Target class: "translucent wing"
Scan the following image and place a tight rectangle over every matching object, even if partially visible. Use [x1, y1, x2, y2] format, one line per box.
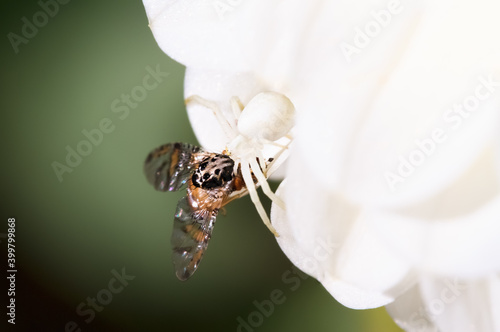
[144, 142, 203, 192]
[171, 196, 217, 281]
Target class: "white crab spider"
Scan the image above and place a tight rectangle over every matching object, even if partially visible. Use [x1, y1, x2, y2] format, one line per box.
[185, 92, 295, 237]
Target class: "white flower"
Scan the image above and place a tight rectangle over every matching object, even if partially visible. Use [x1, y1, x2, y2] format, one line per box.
[143, 0, 500, 331]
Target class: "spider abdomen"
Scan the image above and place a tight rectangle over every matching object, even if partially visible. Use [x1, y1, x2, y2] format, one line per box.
[237, 91, 295, 141]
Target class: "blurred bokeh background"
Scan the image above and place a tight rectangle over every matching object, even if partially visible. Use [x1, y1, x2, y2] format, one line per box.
[1, 1, 402, 331]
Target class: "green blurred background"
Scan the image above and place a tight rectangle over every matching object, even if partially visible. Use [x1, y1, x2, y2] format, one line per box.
[0, 1, 401, 331]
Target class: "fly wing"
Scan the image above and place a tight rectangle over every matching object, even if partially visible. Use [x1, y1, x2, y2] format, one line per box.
[171, 196, 217, 281]
[144, 142, 203, 192]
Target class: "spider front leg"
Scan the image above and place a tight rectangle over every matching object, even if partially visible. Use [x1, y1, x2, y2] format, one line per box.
[230, 96, 244, 120]
[185, 95, 237, 138]
[263, 136, 293, 177]
[249, 158, 285, 209]
[240, 161, 279, 237]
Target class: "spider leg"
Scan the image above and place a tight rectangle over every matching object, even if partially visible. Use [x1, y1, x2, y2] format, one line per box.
[185, 95, 237, 138]
[258, 133, 293, 175]
[233, 159, 241, 177]
[249, 158, 285, 209]
[261, 138, 289, 150]
[265, 149, 289, 178]
[253, 148, 267, 173]
[264, 137, 292, 177]
[241, 161, 279, 237]
[230, 96, 244, 120]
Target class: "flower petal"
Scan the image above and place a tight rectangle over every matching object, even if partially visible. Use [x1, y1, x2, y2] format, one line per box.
[385, 284, 438, 332]
[143, 0, 316, 77]
[296, 64, 500, 211]
[293, 0, 500, 209]
[272, 152, 414, 309]
[496, 132, 500, 175]
[143, 0, 252, 70]
[418, 275, 500, 332]
[366, 150, 500, 278]
[329, 210, 415, 303]
[271, 181, 396, 309]
[490, 275, 500, 332]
